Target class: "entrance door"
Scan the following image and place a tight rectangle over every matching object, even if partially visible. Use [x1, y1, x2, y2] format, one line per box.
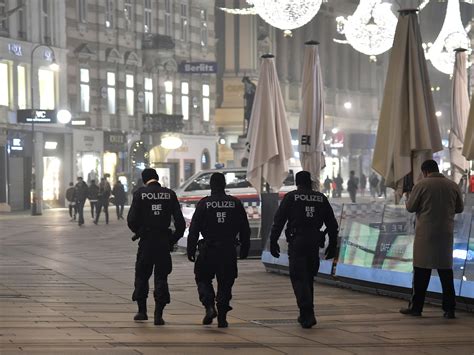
[8, 157, 28, 210]
[153, 162, 179, 189]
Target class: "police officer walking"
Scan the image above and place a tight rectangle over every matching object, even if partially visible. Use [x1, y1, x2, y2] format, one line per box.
[75, 177, 88, 226]
[187, 173, 250, 328]
[269, 171, 338, 329]
[127, 168, 185, 325]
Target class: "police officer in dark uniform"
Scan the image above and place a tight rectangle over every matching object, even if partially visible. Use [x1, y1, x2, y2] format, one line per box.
[127, 168, 186, 325]
[187, 173, 251, 328]
[269, 171, 338, 329]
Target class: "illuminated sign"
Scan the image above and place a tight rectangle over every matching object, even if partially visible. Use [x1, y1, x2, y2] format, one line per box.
[17, 109, 57, 124]
[178, 61, 217, 74]
[11, 138, 23, 151]
[8, 43, 23, 56]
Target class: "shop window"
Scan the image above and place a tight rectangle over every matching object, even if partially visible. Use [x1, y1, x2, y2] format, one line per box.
[181, 81, 189, 120]
[202, 84, 210, 122]
[164, 0, 172, 36]
[38, 68, 55, 109]
[0, 62, 9, 107]
[200, 9, 208, 47]
[103, 152, 117, 186]
[144, 0, 151, 33]
[180, 3, 188, 42]
[144, 77, 153, 114]
[126, 74, 134, 116]
[78, 0, 87, 23]
[164, 80, 173, 115]
[124, 0, 133, 30]
[17, 65, 26, 109]
[80, 68, 90, 112]
[105, 0, 113, 28]
[107, 71, 116, 114]
[201, 149, 210, 170]
[43, 157, 61, 201]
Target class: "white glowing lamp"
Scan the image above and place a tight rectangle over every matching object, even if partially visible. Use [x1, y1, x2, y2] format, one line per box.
[161, 134, 183, 150]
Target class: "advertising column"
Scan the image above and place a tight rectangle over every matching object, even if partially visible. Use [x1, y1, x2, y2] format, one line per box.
[73, 129, 104, 184]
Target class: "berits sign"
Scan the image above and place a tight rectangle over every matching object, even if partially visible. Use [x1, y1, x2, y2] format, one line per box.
[17, 110, 57, 124]
[178, 61, 217, 74]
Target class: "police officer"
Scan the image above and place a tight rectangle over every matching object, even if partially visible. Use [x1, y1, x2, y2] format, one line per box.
[269, 171, 338, 329]
[127, 168, 185, 325]
[187, 173, 250, 328]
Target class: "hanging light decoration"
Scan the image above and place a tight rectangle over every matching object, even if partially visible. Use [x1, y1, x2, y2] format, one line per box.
[246, 0, 323, 36]
[335, 0, 397, 59]
[425, 0, 471, 75]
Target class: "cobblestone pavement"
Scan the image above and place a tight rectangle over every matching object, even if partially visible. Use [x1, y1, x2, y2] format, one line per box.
[1, 209, 473, 354]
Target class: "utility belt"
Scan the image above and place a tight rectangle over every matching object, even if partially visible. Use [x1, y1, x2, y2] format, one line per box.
[198, 238, 239, 251]
[132, 227, 172, 242]
[285, 227, 327, 247]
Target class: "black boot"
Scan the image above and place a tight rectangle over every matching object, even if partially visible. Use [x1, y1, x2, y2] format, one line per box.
[298, 308, 316, 329]
[202, 304, 217, 325]
[217, 306, 232, 328]
[134, 300, 148, 321]
[154, 304, 165, 325]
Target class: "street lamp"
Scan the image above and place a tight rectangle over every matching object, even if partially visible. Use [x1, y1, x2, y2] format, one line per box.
[30, 44, 59, 216]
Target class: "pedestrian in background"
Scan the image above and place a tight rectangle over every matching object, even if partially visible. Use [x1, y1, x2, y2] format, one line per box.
[269, 171, 339, 329]
[65, 182, 76, 221]
[113, 180, 126, 220]
[379, 177, 387, 199]
[127, 168, 185, 325]
[74, 177, 88, 226]
[94, 177, 111, 225]
[401, 160, 464, 319]
[187, 173, 251, 328]
[88, 179, 99, 219]
[334, 174, 343, 198]
[347, 170, 358, 203]
[360, 173, 367, 196]
[323, 176, 332, 197]
[369, 173, 380, 199]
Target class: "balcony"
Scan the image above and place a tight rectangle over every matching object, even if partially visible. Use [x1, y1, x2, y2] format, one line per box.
[142, 34, 175, 50]
[142, 113, 184, 133]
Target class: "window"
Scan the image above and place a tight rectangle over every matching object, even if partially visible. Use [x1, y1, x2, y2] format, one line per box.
[41, 0, 51, 44]
[181, 82, 189, 120]
[124, 0, 132, 30]
[144, 0, 151, 33]
[0, 0, 8, 33]
[144, 77, 153, 114]
[201, 150, 210, 170]
[202, 84, 210, 122]
[0, 62, 9, 107]
[184, 160, 195, 180]
[200, 10, 208, 47]
[105, 0, 113, 28]
[164, 80, 173, 115]
[17, 65, 26, 109]
[180, 3, 188, 41]
[38, 68, 55, 109]
[18, 0, 26, 38]
[107, 72, 116, 114]
[164, 0, 172, 36]
[126, 74, 134, 116]
[78, 0, 87, 23]
[80, 68, 90, 112]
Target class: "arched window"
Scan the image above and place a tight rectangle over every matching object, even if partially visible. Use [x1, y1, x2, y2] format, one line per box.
[201, 149, 210, 170]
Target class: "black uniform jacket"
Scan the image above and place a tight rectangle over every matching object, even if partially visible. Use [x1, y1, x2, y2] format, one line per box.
[127, 181, 185, 243]
[269, 188, 339, 252]
[187, 192, 251, 257]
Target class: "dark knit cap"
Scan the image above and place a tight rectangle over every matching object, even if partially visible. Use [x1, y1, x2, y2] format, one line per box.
[141, 168, 159, 184]
[210, 172, 226, 191]
[296, 171, 312, 187]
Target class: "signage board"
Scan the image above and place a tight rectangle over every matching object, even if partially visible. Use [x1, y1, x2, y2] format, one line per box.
[178, 61, 217, 74]
[17, 109, 57, 124]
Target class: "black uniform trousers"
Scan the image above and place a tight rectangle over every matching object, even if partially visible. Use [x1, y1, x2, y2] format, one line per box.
[90, 200, 97, 218]
[95, 200, 109, 224]
[288, 242, 320, 313]
[76, 200, 86, 225]
[133, 238, 172, 306]
[194, 244, 237, 312]
[410, 267, 455, 313]
[115, 203, 124, 219]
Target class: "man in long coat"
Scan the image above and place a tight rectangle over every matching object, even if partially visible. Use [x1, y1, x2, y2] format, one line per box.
[401, 160, 464, 318]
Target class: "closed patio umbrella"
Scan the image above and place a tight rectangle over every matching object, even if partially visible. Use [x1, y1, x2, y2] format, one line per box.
[299, 40, 325, 190]
[246, 54, 293, 194]
[372, 9, 443, 200]
[462, 91, 474, 161]
[450, 49, 469, 182]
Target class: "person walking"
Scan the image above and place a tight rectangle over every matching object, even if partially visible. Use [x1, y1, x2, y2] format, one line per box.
[127, 168, 185, 325]
[347, 170, 358, 203]
[88, 180, 99, 220]
[334, 174, 343, 198]
[400, 160, 464, 319]
[94, 177, 111, 225]
[323, 176, 332, 197]
[187, 173, 251, 328]
[360, 173, 367, 196]
[65, 182, 76, 221]
[369, 173, 380, 199]
[269, 171, 339, 328]
[112, 180, 126, 220]
[74, 177, 88, 226]
[379, 177, 387, 199]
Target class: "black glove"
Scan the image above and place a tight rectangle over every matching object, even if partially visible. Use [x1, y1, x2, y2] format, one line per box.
[187, 250, 196, 262]
[168, 233, 181, 252]
[325, 243, 337, 260]
[270, 242, 280, 258]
